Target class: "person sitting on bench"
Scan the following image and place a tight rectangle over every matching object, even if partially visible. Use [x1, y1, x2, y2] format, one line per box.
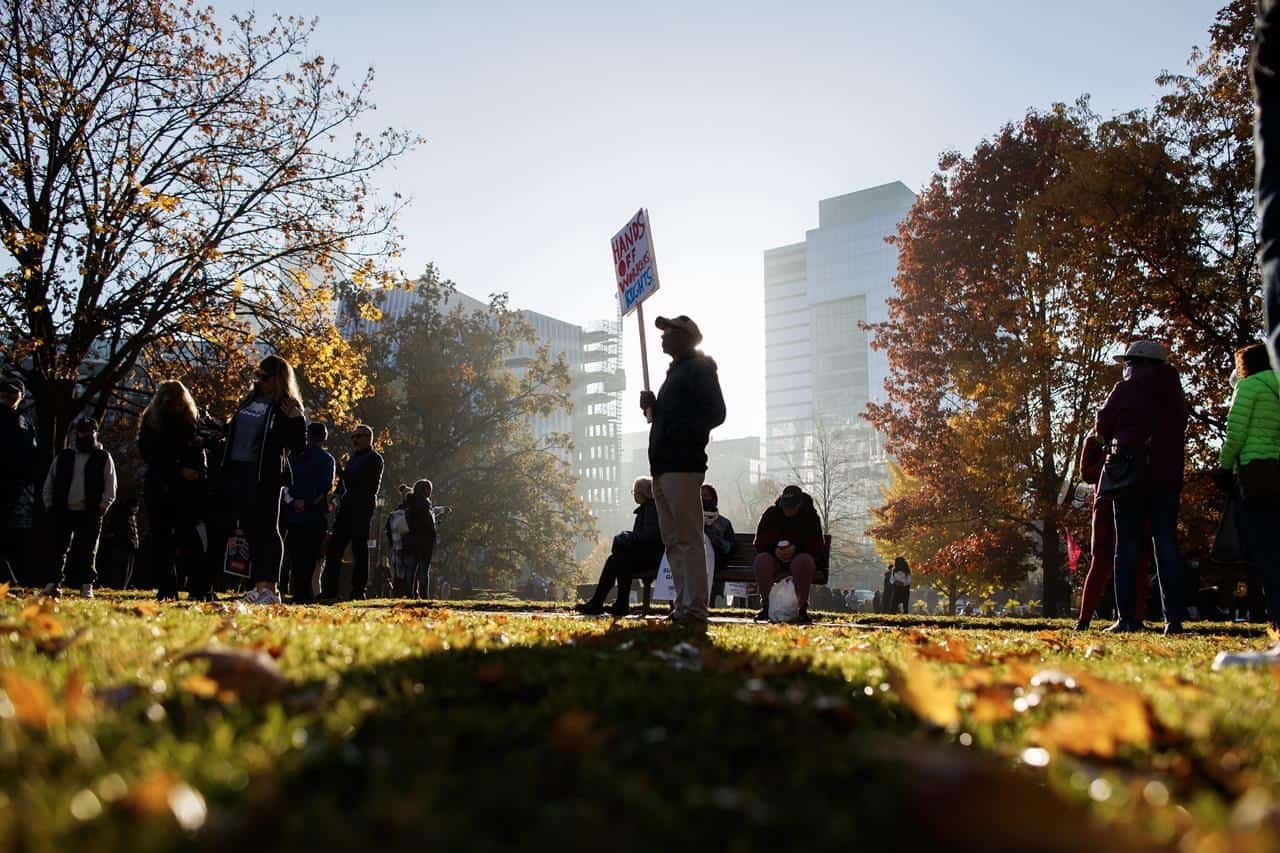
[753, 484, 824, 625]
[576, 477, 663, 616]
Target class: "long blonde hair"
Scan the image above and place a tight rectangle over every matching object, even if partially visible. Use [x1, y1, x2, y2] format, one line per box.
[242, 354, 303, 413]
[139, 380, 198, 435]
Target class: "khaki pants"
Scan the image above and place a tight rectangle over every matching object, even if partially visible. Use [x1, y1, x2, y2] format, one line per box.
[653, 471, 708, 621]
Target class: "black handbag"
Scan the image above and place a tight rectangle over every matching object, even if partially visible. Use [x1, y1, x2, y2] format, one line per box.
[1238, 458, 1280, 501]
[1097, 442, 1148, 497]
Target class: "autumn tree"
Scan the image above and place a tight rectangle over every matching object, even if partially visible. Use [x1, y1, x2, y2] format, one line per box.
[867, 104, 1149, 617]
[0, 0, 414, 458]
[359, 267, 597, 588]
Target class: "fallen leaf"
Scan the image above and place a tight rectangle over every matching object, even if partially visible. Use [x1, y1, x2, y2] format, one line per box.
[969, 684, 1017, 723]
[1031, 671, 1157, 759]
[178, 648, 287, 703]
[128, 602, 161, 618]
[64, 671, 94, 723]
[36, 627, 89, 657]
[548, 710, 604, 753]
[1, 670, 52, 729]
[1036, 631, 1068, 652]
[912, 634, 972, 664]
[887, 654, 960, 728]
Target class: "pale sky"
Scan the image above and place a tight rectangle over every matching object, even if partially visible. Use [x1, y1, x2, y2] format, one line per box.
[221, 0, 1226, 440]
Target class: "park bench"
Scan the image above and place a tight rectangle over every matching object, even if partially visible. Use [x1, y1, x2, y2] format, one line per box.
[636, 532, 832, 616]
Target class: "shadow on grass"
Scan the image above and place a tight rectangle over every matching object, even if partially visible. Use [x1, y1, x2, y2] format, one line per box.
[163, 623, 1148, 853]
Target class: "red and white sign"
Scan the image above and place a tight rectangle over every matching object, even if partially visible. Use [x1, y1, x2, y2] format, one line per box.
[612, 208, 660, 315]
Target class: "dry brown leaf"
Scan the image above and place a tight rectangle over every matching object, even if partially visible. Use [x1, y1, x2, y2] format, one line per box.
[36, 627, 88, 657]
[888, 655, 960, 728]
[1031, 671, 1156, 758]
[958, 667, 997, 689]
[181, 675, 222, 700]
[1, 670, 52, 729]
[912, 634, 972, 664]
[19, 603, 64, 639]
[129, 601, 161, 618]
[64, 671, 94, 723]
[969, 684, 1018, 723]
[548, 710, 604, 753]
[178, 647, 287, 703]
[1036, 631, 1068, 652]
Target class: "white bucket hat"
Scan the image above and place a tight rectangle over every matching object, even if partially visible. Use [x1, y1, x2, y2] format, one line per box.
[1113, 340, 1169, 363]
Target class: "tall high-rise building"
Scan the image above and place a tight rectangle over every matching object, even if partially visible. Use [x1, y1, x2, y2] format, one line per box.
[763, 181, 915, 477]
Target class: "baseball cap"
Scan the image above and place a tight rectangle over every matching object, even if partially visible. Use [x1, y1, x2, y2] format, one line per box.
[779, 485, 804, 508]
[655, 315, 703, 345]
[1114, 340, 1169, 363]
[306, 421, 328, 440]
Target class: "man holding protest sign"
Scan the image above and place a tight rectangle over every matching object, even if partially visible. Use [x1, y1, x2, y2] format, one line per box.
[640, 315, 726, 630]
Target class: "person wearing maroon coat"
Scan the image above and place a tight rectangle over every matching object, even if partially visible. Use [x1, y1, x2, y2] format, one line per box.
[1095, 340, 1188, 634]
[1074, 433, 1150, 630]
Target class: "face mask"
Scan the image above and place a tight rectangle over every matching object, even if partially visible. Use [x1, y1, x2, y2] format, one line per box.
[75, 436, 94, 451]
[702, 499, 716, 512]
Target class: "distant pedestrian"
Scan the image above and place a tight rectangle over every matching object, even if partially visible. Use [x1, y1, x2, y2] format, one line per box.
[138, 380, 208, 600]
[752, 485, 824, 625]
[320, 424, 384, 601]
[881, 565, 893, 613]
[1095, 340, 1188, 634]
[41, 417, 117, 598]
[889, 557, 911, 614]
[213, 355, 307, 605]
[639, 315, 726, 630]
[281, 422, 337, 603]
[403, 478, 437, 598]
[1215, 343, 1280, 632]
[0, 377, 35, 585]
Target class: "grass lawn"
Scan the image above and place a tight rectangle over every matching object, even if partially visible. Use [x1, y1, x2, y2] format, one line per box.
[0, 589, 1277, 852]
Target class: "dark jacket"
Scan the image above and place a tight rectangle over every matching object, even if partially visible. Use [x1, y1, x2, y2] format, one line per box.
[283, 444, 337, 527]
[617, 499, 662, 551]
[754, 492, 824, 564]
[405, 493, 437, 561]
[338, 448, 384, 516]
[49, 447, 111, 514]
[220, 399, 307, 488]
[704, 513, 736, 571]
[648, 351, 727, 476]
[0, 407, 35, 507]
[139, 417, 207, 511]
[1096, 362, 1187, 493]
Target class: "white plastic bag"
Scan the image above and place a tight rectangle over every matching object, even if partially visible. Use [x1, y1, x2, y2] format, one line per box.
[768, 577, 800, 623]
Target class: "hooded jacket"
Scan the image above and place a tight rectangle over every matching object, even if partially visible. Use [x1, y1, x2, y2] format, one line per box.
[753, 490, 824, 563]
[1219, 369, 1280, 470]
[647, 351, 727, 476]
[1096, 362, 1187, 493]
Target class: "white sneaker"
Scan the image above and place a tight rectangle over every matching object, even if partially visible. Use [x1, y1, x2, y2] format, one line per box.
[241, 587, 281, 605]
[79, 585, 93, 599]
[1212, 643, 1280, 669]
[40, 583, 60, 598]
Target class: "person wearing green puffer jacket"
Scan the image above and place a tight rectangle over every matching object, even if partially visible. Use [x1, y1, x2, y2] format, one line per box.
[1216, 342, 1280, 631]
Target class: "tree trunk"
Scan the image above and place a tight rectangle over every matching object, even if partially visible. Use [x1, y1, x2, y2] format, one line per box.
[1041, 517, 1064, 617]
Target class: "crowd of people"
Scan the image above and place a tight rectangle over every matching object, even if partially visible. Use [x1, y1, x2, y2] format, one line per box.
[0, 355, 447, 606]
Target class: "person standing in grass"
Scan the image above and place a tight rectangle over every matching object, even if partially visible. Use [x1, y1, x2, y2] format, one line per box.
[216, 355, 307, 606]
[320, 424, 384, 601]
[1214, 343, 1280, 632]
[281, 421, 337, 603]
[0, 377, 35, 585]
[403, 478, 438, 599]
[1075, 432, 1150, 630]
[1095, 340, 1188, 635]
[138, 381, 208, 600]
[889, 557, 912, 614]
[639, 315, 726, 631]
[41, 417, 116, 598]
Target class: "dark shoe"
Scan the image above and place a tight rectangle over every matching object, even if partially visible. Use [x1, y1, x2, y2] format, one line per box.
[315, 595, 340, 605]
[793, 607, 812, 625]
[1163, 622, 1185, 636]
[606, 603, 630, 618]
[574, 601, 606, 616]
[1073, 618, 1091, 631]
[753, 607, 769, 623]
[156, 590, 178, 602]
[1103, 619, 1143, 634]
[347, 590, 366, 601]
